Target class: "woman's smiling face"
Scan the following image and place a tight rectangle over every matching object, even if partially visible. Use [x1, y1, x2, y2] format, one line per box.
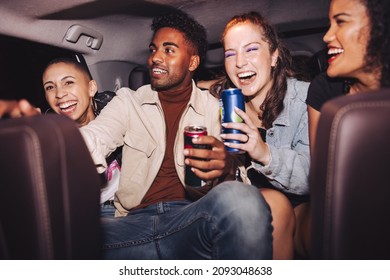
[43, 62, 97, 125]
[323, 0, 371, 80]
[223, 22, 278, 99]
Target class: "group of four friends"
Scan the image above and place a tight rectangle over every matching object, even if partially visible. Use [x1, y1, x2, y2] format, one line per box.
[0, 0, 389, 259]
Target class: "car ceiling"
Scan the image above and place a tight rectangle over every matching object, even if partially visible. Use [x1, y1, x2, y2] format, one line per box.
[0, 0, 329, 67]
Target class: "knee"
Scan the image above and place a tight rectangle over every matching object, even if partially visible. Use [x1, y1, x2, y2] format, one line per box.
[211, 181, 271, 222]
[261, 189, 295, 234]
[294, 202, 311, 257]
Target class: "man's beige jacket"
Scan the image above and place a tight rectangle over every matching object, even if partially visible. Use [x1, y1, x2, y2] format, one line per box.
[81, 81, 220, 216]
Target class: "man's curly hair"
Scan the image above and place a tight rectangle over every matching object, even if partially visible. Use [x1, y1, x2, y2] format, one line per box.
[151, 10, 208, 61]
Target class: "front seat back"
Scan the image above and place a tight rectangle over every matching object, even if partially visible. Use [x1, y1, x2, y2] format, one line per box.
[0, 114, 101, 259]
[310, 88, 390, 259]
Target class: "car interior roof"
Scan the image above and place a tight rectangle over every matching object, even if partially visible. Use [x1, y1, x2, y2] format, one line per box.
[0, 0, 329, 67]
[0, 0, 331, 113]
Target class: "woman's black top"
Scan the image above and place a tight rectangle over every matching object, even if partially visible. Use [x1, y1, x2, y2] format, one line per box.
[306, 72, 349, 111]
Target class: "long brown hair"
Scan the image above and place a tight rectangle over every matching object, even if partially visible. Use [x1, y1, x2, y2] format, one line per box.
[211, 11, 296, 129]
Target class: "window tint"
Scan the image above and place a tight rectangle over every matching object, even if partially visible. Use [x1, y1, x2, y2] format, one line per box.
[0, 35, 84, 112]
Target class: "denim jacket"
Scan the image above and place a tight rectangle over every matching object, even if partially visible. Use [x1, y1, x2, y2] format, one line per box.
[238, 78, 310, 195]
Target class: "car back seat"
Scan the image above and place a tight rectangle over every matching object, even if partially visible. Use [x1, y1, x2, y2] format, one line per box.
[128, 66, 150, 90]
[0, 114, 101, 259]
[310, 88, 390, 259]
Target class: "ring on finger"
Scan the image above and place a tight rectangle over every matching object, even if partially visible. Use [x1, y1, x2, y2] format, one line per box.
[242, 134, 249, 144]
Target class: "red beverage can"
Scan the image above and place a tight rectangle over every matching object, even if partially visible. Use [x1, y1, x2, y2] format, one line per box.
[184, 125, 209, 188]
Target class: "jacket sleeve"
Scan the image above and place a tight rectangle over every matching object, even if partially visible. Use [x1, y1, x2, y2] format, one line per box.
[80, 88, 133, 173]
[251, 120, 310, 195]
[252, 96, 310, 195]
[250, 80, 310, 195]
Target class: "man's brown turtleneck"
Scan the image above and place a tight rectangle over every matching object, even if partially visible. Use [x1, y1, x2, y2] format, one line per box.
[135, 84, 192, 209]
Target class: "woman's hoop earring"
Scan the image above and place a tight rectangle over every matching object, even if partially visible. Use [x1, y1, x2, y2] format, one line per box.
[92, 96, 99, 116]
[44, 108, 54, 114]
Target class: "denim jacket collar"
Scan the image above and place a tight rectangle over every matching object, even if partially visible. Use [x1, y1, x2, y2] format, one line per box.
[272, 78, 305, 127]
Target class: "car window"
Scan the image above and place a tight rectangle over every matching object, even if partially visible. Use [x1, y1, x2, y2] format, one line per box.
[0, 35, 85, 112]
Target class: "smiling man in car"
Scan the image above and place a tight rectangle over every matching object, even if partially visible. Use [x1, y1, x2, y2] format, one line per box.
[80, 10, 273, 259]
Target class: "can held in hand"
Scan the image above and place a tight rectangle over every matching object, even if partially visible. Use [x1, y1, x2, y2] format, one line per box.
[184, 125, 210, 188]
[220, 88, 245, 153]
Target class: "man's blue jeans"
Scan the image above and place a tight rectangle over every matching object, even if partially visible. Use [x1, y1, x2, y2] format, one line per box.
[101, 181, 273, 259]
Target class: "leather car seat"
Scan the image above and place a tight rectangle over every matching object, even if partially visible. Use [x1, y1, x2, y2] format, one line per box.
[310, 88, 390, 259]
[0, 114, 101, 259]
[128, 65, 150, 90]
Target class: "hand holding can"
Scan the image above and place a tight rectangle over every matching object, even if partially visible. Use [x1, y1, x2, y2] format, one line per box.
[184, 125, 211, 188]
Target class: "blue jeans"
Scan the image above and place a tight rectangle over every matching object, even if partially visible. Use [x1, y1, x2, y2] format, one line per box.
[101, 181, 273, 259]
[100, 203, 116, 217]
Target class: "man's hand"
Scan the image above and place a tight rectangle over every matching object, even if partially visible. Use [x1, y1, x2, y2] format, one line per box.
[183, 135, 232, 182]
[0, 99, 41, 118]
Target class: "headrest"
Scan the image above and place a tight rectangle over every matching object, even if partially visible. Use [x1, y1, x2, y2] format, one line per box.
[128, 66, 150, 90]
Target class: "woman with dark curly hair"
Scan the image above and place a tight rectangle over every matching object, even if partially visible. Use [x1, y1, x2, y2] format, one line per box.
[210, 11, 311, 259]
[304, 0, 390, 258]
[307, 0, 390, 153]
